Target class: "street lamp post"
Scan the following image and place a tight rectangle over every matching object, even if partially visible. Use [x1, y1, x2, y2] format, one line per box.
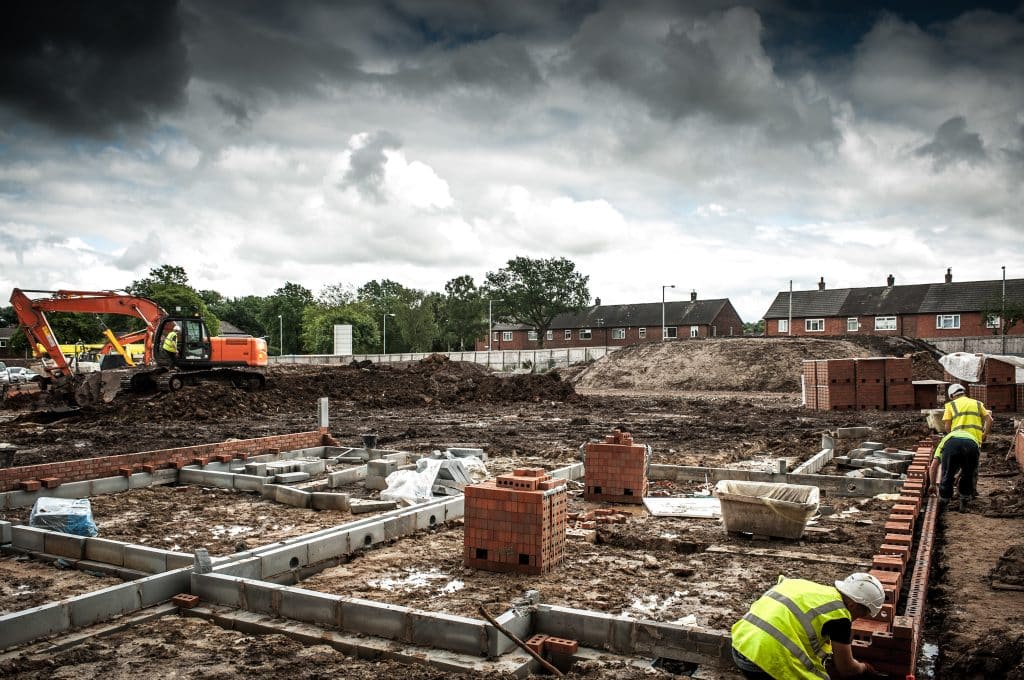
[1002, 266, 1007, 355]
[661, 284, 675, 341]
[598, 318, 606, 351]
[383, 313, 395, 355]
[278, 315, 283, 356]
[488, 299, 505, 352]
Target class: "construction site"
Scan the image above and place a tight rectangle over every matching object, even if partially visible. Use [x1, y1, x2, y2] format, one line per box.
[1, 337, 1023, 679]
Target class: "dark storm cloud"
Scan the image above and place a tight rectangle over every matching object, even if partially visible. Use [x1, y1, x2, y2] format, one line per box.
[213, 93, 251, 128]
[342, 130, 403, 201]
[915, 116, 987, 170]
[0, 0, 189, 136]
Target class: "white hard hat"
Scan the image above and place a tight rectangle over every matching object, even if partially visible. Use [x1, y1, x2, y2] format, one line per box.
[947, 383, 965, 398]
[835, 573, 885, 617]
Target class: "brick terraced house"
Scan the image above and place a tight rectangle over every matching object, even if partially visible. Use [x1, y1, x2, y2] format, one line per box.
[763, 269, 1024, 339]
[476, 291, 743, 351]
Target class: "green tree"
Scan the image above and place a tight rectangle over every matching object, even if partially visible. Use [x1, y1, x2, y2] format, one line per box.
[357, 279, 428, 353]
[125, 266, 219, 336]
[981, 295, 1024, 336]
[300, 300, 378, 354]
[208, 295, 269, 338]
[263, 282, 313, 355]
[126, 265, 190, 296]
[440, 275, 485, 351]
[743, 320, 765, 336]
[482, 256, 590, 348]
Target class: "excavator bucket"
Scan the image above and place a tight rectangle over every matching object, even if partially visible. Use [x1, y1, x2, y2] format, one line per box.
[74, 372, 122, 407]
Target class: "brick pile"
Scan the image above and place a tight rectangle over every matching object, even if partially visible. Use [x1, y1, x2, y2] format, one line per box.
[525, 633, 579, 657]
[803, 358, 913, 411]
[583, 430, 649, 503]
[849, 435, 941, 677]
[944, 357, 1020, 413]
[463, 467, 568, 575]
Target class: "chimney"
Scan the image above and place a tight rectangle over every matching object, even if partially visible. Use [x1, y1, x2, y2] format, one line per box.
[887, 274, 894, 287]
[818, 277, 825, 291]
[945, 268, 952, 284]
[690, 290, 697, 302]
[594, 296, 601, 306]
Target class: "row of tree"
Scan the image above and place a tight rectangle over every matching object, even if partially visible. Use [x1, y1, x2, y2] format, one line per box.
[0, 258, 592, 356]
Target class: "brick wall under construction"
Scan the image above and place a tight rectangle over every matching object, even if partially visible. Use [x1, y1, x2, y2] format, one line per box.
[583, 430, 649, 503]
[463, 467, 567, 575]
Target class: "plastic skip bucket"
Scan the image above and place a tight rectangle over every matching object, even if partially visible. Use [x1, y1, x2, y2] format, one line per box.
[713, 480, 819, 539]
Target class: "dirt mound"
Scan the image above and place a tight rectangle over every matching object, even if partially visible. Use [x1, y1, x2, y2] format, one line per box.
[571, 337, 944, 392]
[62, 355, 578, 424]
[991, 544, 1024, 587]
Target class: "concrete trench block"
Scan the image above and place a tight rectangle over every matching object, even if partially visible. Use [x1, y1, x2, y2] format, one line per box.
[311, 492, 350, 511]
[177, 467, 206, 486]
[239, 579, 282, 615]
[244, 462, 268, 476]
[128, 472, 155, 489]
[274, 485, 312, 508]
[259, 543, 310, 578]
[44, 531, 87, 560]
[489, 609, 531, 657]
[125, 545, 169, 573]
[233, 474, 269, 492]
[0, 520, 11, 544]
[89, 476, 130, 495]
[6, 490, 48, 509]
[11, 525, 48, 552]
[152, 468, 180, 485]
[328, 467, 367, 487]
[200, 470, 237, 489]
[278, 586, 341, 628]
[296, 460, 327, 476]
[192, 573, 244, 608]
[69, 582, 143, 629]
[85, 537, 127, 566]
[307, 531, 351, 564]
[139, 569, 191, 606]
[409, 610, 488, 656]
[0, 601, 71, 651]
[275, 471, 312, 485]
[213, 555, 263, 579]
[340, 598, 412, 640]
[346, 525, 380, 551]
[166, 552, 194, 570]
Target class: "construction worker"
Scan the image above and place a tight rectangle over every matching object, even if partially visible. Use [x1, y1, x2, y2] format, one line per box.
[160, 324, 179, 365]
[731, 573, 885, 679]
[928, 383, 993, 510]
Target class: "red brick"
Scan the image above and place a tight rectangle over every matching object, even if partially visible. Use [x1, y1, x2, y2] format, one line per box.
[39, 477, 61, 489]
[544, 636, 580, 655]
[171, 593, 200, 609]
[18, 480, 41, 491]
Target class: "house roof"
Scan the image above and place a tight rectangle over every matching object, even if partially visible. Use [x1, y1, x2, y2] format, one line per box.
[494, 299, 734, 330]
[0, 326, 15, 340]
[217, 320, 250, 336]
[763, 278, 1024, 319]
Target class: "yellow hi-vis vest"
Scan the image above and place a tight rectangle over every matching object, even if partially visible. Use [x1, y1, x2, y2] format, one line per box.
[731, 577, 851, 680]
[943, 395, 987, 444]
[162, 331, 178, 354]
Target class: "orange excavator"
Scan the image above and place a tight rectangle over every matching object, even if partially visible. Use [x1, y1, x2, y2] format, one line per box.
[9, 288, 268, 407]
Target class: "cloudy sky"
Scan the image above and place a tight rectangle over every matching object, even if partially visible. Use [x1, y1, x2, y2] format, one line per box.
[1, 0, 1022, 322]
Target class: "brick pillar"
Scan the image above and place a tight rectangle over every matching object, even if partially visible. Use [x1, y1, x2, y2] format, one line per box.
[463, 468, 567, 575]
[583, 430, 649, 504]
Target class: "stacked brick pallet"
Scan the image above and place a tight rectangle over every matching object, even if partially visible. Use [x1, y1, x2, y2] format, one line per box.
[943, 357, 1021, 412]
[849, 435, 940, 677]
[463, 467, 568, 575]
[803, 358, 913, 411]
[583, 430, 649, 503]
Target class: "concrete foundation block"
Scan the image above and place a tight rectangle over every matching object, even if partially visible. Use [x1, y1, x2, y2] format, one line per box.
[296, 459, 326, 476]
[53, 480, 93, 498]
[177, 467, 206, 485]
[279, 586, 340, 627]
[192, 573, 243, 607]
[349, 499, 397, 515]
[128, 472, 154, 489]
[233, 474, 269, 492]
[6, 490, 44, 509]
[0, 601, 71, 651]
[274, 485, 312, 508]
[260, 483, 281, 499]
[367, 460, 398, 477]
[89, 476, 129, 495]
[275, 471, 312, 484]
[259, 543, 309, 578]
[239, 579, 281, 615]
[328, 467, 367, 487]
[0, 520, 11, 544]
[69, 582, 142, 629]
[166, 552, 194, 570]
[11, 525, 48, 552]
[307, 531, 352, 564]
[85, 537, 127, 566]
[410, 610, 487, 655]
[244, 462, 268, 476]
[125, 545, 169, 573]
[139, 569, 191, 606]
[200, 470, 236, 489]
[340, 598, 411, 640]
[311, 492, 350, 511]
[152, 468, 179, 485]
[213, 555, 263, 579]
[364, 476, 388, 491]
[490, 609, 531, 656]
[44, 531, 87, 559]
[346, 525, 380, 551]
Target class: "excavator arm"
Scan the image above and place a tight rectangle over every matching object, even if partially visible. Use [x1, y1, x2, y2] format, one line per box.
[10, 289, 168, 375]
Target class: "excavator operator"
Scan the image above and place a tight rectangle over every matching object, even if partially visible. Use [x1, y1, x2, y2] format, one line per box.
[159, 323, 180, 366]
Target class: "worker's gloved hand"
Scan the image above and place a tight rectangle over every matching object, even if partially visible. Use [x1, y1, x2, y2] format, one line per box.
[860, 661, 889, 678]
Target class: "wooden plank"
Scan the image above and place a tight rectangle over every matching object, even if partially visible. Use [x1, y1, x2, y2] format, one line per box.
[706, 544, 870, 568]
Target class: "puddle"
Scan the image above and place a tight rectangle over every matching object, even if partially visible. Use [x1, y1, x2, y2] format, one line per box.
[367, 568, 464, 595]
[916, 641, 939, 678]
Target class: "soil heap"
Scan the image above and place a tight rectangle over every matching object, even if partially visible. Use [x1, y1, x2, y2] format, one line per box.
[571, 336, 944, 392]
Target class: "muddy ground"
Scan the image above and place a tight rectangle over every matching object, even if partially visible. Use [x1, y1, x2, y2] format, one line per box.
[1, 341, 1022, 678]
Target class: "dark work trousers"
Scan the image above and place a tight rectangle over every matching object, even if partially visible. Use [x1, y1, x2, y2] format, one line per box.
[732, 648, 773, 679]
[938, 436, 980, 501]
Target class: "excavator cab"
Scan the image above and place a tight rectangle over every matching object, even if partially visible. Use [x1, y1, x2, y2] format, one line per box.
[153, 316, 212, 368]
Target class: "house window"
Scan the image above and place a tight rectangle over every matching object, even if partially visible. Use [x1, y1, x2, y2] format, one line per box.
[847, 317, 860, 332]
[936, 314, 960, 330]
[638, 327, 646, 338]
[612, 328, 626, 340]
[564, 329, 572, 340]
[690, 326, 699, 338]
[579, 328, 592, 340]
[805, 319, 825, 332]
[778, 319, 789, 334]
[527, 330, 538, 341]
[874, 316, 896, 331]
[502, 331, 513, 341]
[0, 339, 6, 348]
[546, 330, 553, 340]
[492, 331, 499, 342]
[986, 315, 1001, 329]
[665, 327, 678, 339]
